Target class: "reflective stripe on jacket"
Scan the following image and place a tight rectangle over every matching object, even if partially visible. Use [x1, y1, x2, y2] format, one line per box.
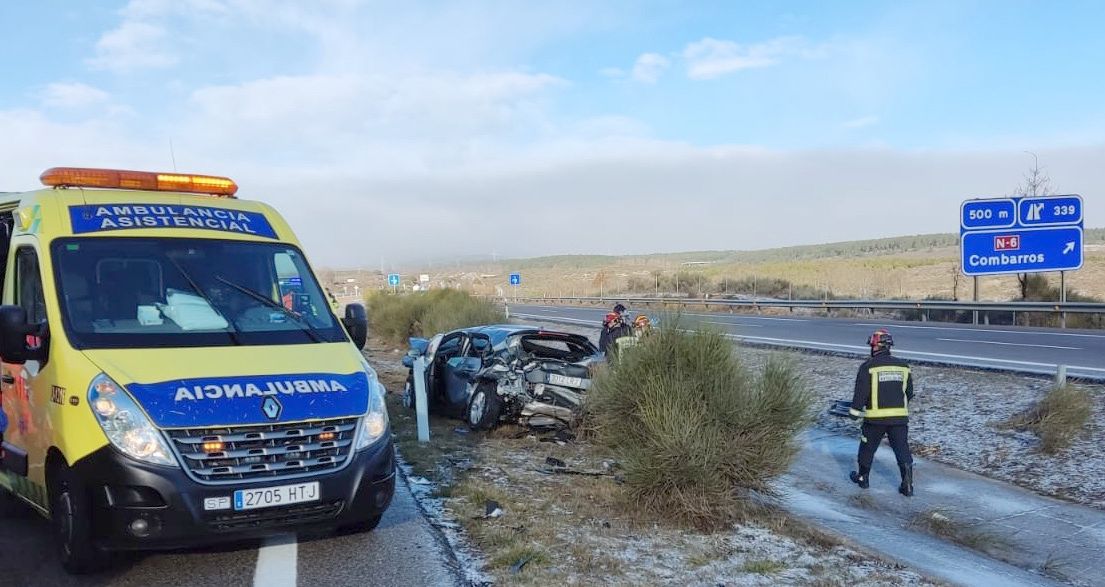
[850, 353, 914, 424]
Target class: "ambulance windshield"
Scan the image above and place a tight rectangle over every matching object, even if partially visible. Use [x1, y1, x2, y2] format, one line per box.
[50, 238, 348, 349]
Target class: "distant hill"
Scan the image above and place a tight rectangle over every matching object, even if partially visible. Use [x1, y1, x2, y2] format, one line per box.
[505, 228, 1104, 269]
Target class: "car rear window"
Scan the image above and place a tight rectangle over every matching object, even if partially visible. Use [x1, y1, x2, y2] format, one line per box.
[518, 335, 595, 362]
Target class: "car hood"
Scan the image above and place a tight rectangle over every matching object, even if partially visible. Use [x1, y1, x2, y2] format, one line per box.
[82, 343, 371, 428]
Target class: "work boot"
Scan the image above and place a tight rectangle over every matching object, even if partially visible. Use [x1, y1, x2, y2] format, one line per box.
[849, 466, 870, 489]
[898, 463, 914, 496]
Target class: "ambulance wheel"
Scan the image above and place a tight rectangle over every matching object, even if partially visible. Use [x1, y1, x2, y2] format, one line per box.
[50, 464, 104, 574]
[466, 384, 501, 431]
[401, 376, 416, 411]
[337, 513, 383, 536]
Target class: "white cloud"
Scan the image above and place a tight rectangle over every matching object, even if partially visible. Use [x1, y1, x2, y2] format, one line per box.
[631, 53, 670, 83]
[682, 36, 818, 80]
[87, 20, 177, 72]
[40, 82, 110, 108]
[842, 115, 880, 129]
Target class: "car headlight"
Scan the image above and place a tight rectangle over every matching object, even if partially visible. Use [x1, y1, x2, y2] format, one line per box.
[356, 361, 390, 450]
[88, 373, 177, 467]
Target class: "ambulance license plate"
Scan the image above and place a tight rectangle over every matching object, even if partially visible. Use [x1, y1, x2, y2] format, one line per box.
[233, 482, 319, 511]
[548, 374, 583, 388]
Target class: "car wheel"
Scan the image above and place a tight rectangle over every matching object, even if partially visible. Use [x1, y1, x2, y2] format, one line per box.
[336, 513, 384, 536]
[401, 376, 416, 411]
[50, 463, 105, 575]
[466, 383, 501, 430]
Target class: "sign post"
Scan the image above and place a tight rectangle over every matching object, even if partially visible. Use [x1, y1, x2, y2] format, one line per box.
[387, 273, 401, 292]
[960, 194, 1083, 327]
[509, 272, 521, 300]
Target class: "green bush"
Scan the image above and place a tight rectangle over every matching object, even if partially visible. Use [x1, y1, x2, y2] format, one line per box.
[1002, 385, 1093, 453]
[585, 321, 812, 529]
[366, 289, 505, 344]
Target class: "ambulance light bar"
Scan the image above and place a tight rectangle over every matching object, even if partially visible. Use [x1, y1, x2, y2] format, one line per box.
[40, 167, 238, 197]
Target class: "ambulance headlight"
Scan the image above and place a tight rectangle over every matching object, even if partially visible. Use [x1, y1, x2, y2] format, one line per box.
[88, 374, 178, 467]
[357, 361, 390, 450]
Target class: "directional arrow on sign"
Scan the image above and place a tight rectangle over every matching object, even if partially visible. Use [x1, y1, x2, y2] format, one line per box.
[1063, 242, 1076, 254]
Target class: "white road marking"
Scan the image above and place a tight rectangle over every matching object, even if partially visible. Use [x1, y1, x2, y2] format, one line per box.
[703, 320, 762, 328]
[254, 533, 297, 587]
[730, 334, 1105, 373]
[511, 313, 595, 325]
[687, 313, 808, 322]
[852, 322, 1105, 340]
[935, 338, 1080, 350]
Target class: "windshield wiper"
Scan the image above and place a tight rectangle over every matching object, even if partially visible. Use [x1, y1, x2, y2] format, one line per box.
[214, 276, 325, 343]
[165, 256, 242, 345]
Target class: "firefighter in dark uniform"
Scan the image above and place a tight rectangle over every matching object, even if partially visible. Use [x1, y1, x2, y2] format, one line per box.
[848, 329, 915, 496]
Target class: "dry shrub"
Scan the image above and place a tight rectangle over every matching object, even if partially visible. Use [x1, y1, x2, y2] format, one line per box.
[1003, 385, 1092, 453]
[585, 320, 812, 529]
[366, 289, 504, 344]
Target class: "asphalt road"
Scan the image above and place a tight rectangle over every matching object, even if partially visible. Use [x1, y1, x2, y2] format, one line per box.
[508, 303, 1105, 380]
[0, 474, 458, 587]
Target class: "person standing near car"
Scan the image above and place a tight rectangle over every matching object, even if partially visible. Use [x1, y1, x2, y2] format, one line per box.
[599, 305, 632, 356]
[849, 329, 915, 496]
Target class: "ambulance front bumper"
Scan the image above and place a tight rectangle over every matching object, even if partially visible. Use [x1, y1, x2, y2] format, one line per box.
[71, 435, 396, 551]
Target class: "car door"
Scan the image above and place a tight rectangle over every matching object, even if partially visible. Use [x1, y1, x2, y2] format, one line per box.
[427, 332, 465, 407]
[1, 244, 50, 498]
[442, 334, 490, 412]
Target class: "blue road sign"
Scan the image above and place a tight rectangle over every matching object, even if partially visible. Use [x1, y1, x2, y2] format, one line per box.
[1018, 195, 1083, 227]
[960, 194, 1084, 277]
[509, 273, 521, 286]
[961, 198, 1016, 231]
[962, 226, 1083, 276]
[387, 273, 400, 287]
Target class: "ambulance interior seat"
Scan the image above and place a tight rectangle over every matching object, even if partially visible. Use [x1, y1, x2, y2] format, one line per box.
[61, 272, 94, 330]
[96, 263, 162, 322]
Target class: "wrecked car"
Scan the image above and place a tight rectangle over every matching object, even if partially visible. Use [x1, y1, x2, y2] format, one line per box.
[401, 325, 600, 430]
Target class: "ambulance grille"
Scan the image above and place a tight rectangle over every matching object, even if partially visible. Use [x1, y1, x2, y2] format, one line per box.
[166, 417, 359, 485]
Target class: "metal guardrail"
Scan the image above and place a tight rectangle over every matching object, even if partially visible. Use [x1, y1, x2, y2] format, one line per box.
[505, 301, 1105, 382]
[500, 295, 1105, 315]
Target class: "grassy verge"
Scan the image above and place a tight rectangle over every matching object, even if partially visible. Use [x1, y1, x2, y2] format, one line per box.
[366, 289, 504, 345]
[368, 331, 927, 585]
[1001, 385, 1092, 453]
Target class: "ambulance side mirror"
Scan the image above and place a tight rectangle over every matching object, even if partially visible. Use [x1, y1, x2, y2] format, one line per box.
[342, 303, 368, 350]
[0, 305, 32, 364]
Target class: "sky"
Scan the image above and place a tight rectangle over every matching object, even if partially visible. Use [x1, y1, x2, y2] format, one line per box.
[1, 0, 1104, 268]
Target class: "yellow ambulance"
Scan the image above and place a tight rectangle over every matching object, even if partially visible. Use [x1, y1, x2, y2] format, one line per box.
[0, 167, 393, 573]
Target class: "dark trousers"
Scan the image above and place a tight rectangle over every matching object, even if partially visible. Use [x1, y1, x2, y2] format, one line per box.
[858, 421, 912, 468]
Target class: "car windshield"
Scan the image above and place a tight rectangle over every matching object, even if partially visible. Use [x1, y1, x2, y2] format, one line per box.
[51, 237, 347, 349]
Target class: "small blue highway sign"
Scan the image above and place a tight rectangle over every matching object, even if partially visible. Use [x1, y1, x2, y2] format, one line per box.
[509, 273, 521, 286]
[387, 273, 401, 287]
[961, 198, 1016, 231]
[1018, 195, 1083, 227]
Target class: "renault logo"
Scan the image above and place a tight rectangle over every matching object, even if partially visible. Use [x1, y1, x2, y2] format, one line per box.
[261, 396, 283, 420]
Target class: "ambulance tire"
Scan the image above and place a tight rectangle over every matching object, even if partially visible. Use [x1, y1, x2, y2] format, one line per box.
[336, 513, 383, 536]
[466, 383, 501, 431]
[49, 464, 105, 575]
